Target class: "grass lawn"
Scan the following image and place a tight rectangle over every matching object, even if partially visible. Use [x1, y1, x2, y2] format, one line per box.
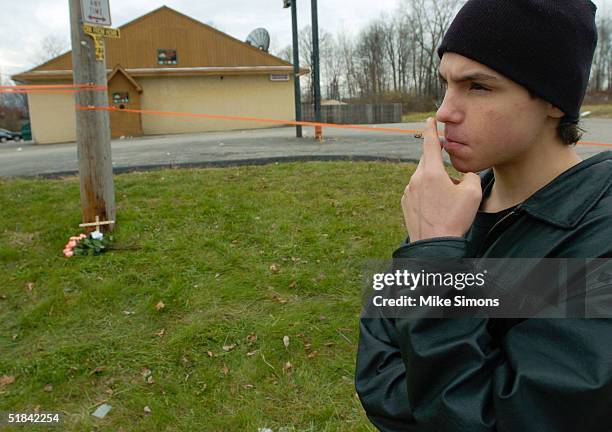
[0, 161, 433, 431]
[401, 111, 437, 122]
[582, 103, 612, 118]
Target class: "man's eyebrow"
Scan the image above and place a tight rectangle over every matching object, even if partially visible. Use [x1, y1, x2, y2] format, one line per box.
[437, 71, 499, 83]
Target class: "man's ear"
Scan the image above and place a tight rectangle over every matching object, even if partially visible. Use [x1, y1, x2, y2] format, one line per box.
[547, 104, 565, 119]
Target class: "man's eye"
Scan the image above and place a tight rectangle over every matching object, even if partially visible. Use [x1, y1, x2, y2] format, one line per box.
[470, 83, 489, 91]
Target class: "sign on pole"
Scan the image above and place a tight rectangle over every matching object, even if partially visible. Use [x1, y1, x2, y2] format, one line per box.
[82, 23, 120, 60]
[81, 0, 112, 26]
[83, 24, 120, 38]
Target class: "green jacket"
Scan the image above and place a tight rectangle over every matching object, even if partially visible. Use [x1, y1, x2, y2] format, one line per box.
[356, 151, 612, 431]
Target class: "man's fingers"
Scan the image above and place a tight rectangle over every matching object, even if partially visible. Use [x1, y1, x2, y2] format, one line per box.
[421, 117, 444, 168]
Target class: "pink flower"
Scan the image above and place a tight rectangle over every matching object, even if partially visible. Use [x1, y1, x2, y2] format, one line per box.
[67, 240, 77, 249]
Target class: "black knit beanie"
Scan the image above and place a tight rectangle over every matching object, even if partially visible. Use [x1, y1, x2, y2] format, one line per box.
[437, 0, 598, 122]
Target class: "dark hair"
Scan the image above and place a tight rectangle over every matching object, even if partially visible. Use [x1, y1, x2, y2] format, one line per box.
[557, 117, 584, 146]
[528, 91, 583, 145]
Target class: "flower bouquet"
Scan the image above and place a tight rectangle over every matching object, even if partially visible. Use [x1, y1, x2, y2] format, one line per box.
[63, 231, 114, 257]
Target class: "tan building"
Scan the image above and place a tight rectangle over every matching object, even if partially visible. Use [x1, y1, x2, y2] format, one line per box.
[12, 6, 304, 144]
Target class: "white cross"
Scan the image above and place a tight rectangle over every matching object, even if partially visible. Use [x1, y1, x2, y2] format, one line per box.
[78, 215, 115, 232]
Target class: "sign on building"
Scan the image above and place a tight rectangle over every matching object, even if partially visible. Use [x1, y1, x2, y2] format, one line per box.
[81, 0, 112, 26]
[270, 74, 290, 82]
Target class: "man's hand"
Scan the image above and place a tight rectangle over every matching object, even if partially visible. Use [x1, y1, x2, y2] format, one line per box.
[402, 118, 482, 242]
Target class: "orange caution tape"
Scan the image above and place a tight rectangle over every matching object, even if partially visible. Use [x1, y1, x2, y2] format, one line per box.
[76, 104, 423, 135]
[75, 104, 612, 148]
[0, 84, 107, 94]
[0, 84, 107, 90]
[1, 89, 80, 94]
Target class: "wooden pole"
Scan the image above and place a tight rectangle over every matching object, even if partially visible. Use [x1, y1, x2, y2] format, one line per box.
[68, 0, 116, 233]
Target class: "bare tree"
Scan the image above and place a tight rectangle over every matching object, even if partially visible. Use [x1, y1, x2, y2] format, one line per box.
[298, 25, 333, 102]
[33, 35, 70, 66]
[589, 9, 612, 95]
[276, 44, 293, 63]
[0, 70, 28, 131]
[354, 20, 388, 98]
[403, 0, 462, 100]
[337, 32, 359, 99]
[286, 0, 467, 107]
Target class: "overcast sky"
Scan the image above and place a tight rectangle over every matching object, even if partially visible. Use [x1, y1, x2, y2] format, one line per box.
[1, 0, 610, 78]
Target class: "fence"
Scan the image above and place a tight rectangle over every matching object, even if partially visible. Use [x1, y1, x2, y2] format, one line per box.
[301, 103, 402, 125]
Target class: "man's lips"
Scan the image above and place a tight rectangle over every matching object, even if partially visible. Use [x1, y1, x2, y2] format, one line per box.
[442, 136, 468, 153]
[444, 135, 466, 145]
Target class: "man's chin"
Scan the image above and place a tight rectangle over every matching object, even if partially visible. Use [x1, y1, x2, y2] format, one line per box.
[449, 155, 489, 174]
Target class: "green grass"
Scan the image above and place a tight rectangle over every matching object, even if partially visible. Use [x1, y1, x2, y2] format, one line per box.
[401, 111, 436, 122]
[582, 103, 612, 119]
[0, 161, 441, 431]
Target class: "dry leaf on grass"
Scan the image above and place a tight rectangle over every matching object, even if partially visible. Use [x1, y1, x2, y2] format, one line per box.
[288, 281, 297, 289]
[283, 336, 290, 349]
[246, 333, 257, 343]
[246, 350, 259, 357]
[25, 282, 34, 292]
[269, 263, 280, 273]
[307, 351, 318, 359]
[155, 301, 165, 311]
[221, 365, 230, 375]
[144, 406, 152, 414]
[154, 329, 165, 337]
[222, 344, 236, 352]
[270, 293, 287, 304]
[243, 384, 254, 389]
[0, 375, 15, 388]
[207, 351, 214, 358]
[283, 362, 293, 372]
[43, 384, 53, 392]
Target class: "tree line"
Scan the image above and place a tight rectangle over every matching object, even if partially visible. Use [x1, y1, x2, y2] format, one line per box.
[277, 0, 612, 111]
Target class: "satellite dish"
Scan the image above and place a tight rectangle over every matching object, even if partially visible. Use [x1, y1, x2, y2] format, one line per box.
[246, 28, 271, 52]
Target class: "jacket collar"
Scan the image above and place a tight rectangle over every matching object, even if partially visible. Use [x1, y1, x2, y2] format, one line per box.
[479, 151, 612, 229]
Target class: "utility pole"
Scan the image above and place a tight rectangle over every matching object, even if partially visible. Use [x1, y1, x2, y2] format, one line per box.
[310, 0, 322, 139]
[283, 0, 303, 138]
[68, 0, 116, 233]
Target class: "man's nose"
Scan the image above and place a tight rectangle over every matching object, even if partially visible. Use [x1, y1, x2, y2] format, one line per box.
[435, 91, 463, 124]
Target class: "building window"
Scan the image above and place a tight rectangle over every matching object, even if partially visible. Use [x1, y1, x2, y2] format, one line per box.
[157, 49, 178, 65]
[112, 92, 129, 104]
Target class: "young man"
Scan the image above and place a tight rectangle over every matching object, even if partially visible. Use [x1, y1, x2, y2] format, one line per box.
[356, 0, 612, 431]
